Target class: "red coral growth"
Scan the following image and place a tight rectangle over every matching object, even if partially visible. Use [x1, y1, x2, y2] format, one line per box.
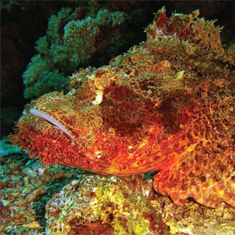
[11, 9, 235, 208]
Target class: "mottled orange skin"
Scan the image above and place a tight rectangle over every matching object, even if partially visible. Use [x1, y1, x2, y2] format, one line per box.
[11, 9, 235, 208]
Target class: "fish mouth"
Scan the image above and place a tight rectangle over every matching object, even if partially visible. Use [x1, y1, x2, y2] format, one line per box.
[27, 108, 76, 142]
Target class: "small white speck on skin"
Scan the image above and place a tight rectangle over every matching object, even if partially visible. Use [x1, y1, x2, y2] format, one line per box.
[95, 151, 102, 159]
[92, 90, 103, 105]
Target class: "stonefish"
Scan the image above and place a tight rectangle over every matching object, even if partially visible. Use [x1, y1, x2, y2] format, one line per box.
[12, 9, 235, 208]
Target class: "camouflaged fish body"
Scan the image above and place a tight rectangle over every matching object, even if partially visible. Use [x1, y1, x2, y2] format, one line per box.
[12, 8, 235, 208]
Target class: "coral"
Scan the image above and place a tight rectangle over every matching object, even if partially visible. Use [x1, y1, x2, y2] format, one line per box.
[0, 137, 23, 157]
[11, 8, 235, 209]
[45, 175, 169, 235]
[0, 139, 87, 234]
[0, 0, 18, 11]
[23, 6, 126, 98]
[151, 193, 235, 234]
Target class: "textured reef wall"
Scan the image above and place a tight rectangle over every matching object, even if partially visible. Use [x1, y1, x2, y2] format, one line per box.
[2, 5, 235, 235]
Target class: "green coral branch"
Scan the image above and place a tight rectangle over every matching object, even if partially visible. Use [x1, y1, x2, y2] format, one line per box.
[23, 7, 126, 99]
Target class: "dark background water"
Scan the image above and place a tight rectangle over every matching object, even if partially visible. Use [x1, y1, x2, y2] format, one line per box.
[1, 0, 235, 138]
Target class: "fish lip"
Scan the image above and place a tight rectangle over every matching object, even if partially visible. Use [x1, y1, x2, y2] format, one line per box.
[27, 108, 76, 142]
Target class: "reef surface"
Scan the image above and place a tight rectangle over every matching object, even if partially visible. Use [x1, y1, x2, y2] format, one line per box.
[0, 140, 234, 234]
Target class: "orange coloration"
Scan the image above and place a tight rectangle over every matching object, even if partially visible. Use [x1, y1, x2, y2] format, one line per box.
[147, 60, 173, 74]
[11, 9, 235, 208]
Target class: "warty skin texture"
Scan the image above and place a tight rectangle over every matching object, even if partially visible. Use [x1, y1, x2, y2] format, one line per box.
[11, 8, 235, 208]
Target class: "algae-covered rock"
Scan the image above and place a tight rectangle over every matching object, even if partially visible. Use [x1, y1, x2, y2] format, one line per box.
[0, 139, 87, 234]
[45, 175, 170, 235]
